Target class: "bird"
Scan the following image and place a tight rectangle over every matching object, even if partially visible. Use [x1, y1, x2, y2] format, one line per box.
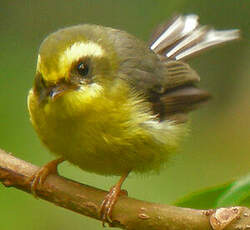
[27, 14, 239, 224]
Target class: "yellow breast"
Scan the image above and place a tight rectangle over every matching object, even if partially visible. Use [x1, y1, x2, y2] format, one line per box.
[28, 80, 184, 176]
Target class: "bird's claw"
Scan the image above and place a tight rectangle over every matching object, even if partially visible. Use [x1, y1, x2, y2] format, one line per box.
[100, 187, 128, 226]
[29, 166, 50, 197]
[27, 158, 64, 197]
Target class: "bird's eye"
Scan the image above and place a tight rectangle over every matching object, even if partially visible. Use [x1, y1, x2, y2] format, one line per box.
[77, 62, 89, 77]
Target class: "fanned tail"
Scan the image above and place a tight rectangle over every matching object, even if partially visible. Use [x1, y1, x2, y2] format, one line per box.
[150, 14, 240, 60]
[149, 15, 239, 123]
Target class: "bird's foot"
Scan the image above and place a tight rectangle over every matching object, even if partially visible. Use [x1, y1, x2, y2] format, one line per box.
[99, 172, 130, 226]
[100, 186, 128, 226]
[28, 157, 64, 197]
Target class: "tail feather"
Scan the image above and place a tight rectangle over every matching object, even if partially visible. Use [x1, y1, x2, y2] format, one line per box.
[149, 14, 239, 123]
[150, 14, 240, 60]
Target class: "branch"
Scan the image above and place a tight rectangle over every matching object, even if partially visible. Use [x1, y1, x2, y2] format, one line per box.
[0, 148, 249, 230]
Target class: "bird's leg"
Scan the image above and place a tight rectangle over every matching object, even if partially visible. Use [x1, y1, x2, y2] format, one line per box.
[100, 171, 130, 225]
[29, 157, 64, 197]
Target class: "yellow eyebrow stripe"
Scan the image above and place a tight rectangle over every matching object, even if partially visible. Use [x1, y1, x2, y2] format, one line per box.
[60, 41, 104, 65]
[58, 41, 105, 80]
[37, 42, 105, 82]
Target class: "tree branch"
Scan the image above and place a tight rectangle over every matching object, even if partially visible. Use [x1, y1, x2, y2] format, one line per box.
[0, 148, 249, 230]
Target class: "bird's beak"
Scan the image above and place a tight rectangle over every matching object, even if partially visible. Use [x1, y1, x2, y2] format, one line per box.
[49, 82, 78, 101]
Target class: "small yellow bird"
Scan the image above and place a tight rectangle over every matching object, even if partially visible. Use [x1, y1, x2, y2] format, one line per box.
[28, 15, 239, 223]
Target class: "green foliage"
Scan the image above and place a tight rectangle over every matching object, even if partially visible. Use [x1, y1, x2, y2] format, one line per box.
[216, 174, 250, 207]
[175, 174, 250, 209]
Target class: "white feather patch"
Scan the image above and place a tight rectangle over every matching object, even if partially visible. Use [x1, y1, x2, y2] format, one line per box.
[142, 120, 185, 144]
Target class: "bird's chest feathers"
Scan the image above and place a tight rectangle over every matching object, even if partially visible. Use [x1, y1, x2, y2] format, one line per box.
[29, 84, 183, 175]
[32, 85, 154, 155]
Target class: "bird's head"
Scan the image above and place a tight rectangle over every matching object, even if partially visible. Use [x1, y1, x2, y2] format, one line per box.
[33, 25, 119, 104]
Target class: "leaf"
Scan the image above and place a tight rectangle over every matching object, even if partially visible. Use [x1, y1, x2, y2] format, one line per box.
[174, 174, 250, 209]
[174, 182, 233, 209]
[216, 174, 250, 207]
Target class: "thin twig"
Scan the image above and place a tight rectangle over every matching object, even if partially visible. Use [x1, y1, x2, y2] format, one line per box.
[0, 148, 249, 230]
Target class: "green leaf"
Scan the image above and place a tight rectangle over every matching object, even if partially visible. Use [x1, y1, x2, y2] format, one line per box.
[174, 182, 232, 209]
[216, 174, 250, 207]
[174, 174, 250, 209]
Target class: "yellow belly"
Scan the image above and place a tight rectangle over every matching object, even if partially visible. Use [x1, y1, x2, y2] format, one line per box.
[28, 82, 184, 175]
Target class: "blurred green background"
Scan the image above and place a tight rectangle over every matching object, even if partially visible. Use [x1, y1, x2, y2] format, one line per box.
[0, 0, 249, 229]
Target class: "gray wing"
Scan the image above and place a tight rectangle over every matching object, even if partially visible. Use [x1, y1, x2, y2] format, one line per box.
[148, 14, 239, 122]
[106, 15, 239, 123]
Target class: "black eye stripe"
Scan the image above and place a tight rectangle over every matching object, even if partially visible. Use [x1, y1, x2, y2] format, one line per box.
[77, 62, 89, 76]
